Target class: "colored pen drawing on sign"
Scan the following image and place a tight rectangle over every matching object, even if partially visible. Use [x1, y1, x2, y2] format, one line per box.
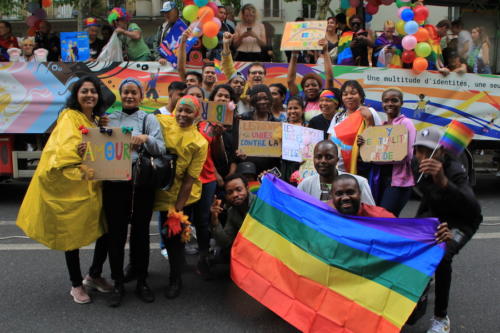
[238, 121, 281, 157]
[200, 101, 233, 125]
[360, 125, 408, 162]
[82, 128, 132, 180]
[280, 21, 328, 51]
[282, 123, 324, 163]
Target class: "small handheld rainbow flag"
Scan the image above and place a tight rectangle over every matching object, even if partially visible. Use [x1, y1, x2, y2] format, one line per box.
[213, 58, 222, 75]
[439, 120, 474, 155]
[248, 180, 261, 194]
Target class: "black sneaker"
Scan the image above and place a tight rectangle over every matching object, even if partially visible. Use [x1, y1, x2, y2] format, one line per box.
[107, 283, 125, 308]
[164, 277, 182, 299]
[196, 256, 214, 281]
[135, 280, 155, 303]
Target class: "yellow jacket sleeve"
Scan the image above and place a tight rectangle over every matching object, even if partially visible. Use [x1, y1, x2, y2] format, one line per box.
[222, 51, 236, 81]
[187, 139, 208, 179]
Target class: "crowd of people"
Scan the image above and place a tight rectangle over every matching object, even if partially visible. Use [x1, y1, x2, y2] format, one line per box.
[0, 1, 493, 75]
[11, 3, 486, 333]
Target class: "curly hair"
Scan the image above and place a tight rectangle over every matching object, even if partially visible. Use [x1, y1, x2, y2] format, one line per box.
[209, 84, 236, 103]
[248, 84, 273, 109]
[65, 76, 105, 116]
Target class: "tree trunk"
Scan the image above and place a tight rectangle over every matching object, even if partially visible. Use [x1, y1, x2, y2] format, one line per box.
[316, 0, 331, 20]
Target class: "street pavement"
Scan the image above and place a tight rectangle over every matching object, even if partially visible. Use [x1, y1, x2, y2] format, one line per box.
[0, 174, 499, 333]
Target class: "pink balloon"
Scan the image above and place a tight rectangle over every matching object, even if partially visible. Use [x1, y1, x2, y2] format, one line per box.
[206, 2, 218, 16]
[398, 6, 411, 19]
[26, 15, 40, 27]
[402, 35, 417, 50]
[212, 17, 221, 29]
[366, 2, 379, 15]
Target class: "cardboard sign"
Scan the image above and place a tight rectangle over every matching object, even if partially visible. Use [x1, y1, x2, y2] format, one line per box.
[282, 123, 323, 162]
[360, 125, 408, 162]
[238, 121, 281, 157]
[60, 32, 90, 62]
[82, 128, 132, 180]
[280, 21, 328, 51]
[298, 158, 317, 181]
[200, 101, 233, 125]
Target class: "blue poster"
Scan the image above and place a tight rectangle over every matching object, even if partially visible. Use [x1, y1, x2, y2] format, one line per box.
[60, 32, 90, 62]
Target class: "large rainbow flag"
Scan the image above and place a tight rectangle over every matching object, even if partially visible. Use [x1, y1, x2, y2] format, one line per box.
[231, 175, 445, 333]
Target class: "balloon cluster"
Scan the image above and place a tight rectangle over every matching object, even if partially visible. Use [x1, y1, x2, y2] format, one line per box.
[182, 0, 222, 49]
[395, 2, 431, 73]
[26, 2, 48, 35]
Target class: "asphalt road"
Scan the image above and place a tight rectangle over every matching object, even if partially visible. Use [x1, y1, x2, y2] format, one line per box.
[1, 174, 499, 333]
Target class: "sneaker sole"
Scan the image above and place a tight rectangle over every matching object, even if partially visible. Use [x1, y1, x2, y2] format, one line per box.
[82, 280, 113, 293]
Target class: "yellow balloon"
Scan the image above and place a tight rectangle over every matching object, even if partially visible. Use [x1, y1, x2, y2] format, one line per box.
[396, 20, 406, 35]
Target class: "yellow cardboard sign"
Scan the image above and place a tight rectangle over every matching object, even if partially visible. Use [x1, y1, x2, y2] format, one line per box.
[82, 127, 132, 180]
[238, 121, 282, 157]
[280, 21, 328, 51]
[360, 125, 408, 162]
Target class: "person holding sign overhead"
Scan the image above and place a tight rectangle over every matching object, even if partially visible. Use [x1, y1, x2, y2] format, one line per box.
[103, 78, 166, 307]
[358, 88, 416, 216]
[287, 38, 334, 122]
[16, 76, 110, 304]
[154, 95, 208, 299]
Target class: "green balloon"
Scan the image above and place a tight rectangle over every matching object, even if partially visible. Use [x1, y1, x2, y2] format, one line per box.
[415, 42, 432, 58]
[395, 0, 407, 8]
[202, 35, 218, 49]
[183, 5, 199, 23]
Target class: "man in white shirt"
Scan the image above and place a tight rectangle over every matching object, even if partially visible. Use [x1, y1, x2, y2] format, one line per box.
[451, 20, 472, 60]
[153, 81, 186, 115]
[298, 140, 375, 204]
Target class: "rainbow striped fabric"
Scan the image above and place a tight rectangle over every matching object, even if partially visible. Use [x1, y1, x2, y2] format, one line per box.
[336, 31, 354, 65]
[247, 180, 261, 194]
[439, 120, 474, 155]
[231, 175, 445, 333]
[213, 58, 222, 74]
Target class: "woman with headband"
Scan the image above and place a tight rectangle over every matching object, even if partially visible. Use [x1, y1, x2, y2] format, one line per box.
[309, 89, 341, 139]
[102, 77, 165, 307]
[154, 95, 208, 299]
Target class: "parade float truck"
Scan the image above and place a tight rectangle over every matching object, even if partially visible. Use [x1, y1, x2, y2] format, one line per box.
[0, 61, 499, 181]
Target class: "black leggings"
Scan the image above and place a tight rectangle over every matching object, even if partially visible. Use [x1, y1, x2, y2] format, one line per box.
[103, 181, 155, 282]
[64, 234, 108, 287]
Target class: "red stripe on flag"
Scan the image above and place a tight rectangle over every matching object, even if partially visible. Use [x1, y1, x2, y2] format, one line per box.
[231, 233, 400, 333]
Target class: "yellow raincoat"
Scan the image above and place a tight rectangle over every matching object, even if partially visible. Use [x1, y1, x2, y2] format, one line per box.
[16, 109, 105, 251]
[154, 115, 208, 211]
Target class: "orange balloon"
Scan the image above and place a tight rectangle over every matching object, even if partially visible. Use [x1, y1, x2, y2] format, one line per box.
[413, 57, 428, 73]
[202, 21, 219, 38]
[198, 6, 214, 23]
[414, 27, 430, 42]
[346, 8, 356, 18]
[42, 0, 52, 8]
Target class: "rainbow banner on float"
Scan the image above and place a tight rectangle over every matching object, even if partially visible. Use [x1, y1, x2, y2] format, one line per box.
[231, 175, 445, 333]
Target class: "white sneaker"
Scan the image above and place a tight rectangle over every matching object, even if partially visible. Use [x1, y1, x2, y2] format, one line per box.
[427, 316, 450, 333]
[161, 248, 169, 260]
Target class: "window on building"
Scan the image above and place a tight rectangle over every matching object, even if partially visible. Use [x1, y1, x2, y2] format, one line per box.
[264, 0, 281, 18]
[302, 1, 317, 19]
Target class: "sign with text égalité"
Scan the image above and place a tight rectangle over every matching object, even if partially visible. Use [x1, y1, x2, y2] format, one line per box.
[82, 128, 132, 180]
[238, 121, 281, 157]
[360, 125, 408, 162]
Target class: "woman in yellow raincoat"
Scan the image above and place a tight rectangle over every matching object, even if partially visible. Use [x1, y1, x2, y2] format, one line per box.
[154, 95, 208, 299]
[16, 76, 111, 304]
